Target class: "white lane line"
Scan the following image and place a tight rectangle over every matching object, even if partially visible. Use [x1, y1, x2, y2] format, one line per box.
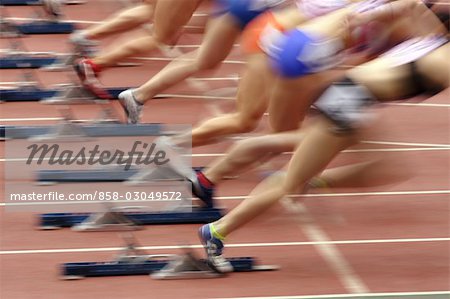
[387, 102, 450, 108]
[284, 200, 369, 293]
[213, 290, 450, 299]
[361, 140, 450, 147]
[343, 147, 450, 153]
[1, 237, 449, 255]
[1, 147, 449, 163]
[134, 56, 244, 64]
[2, 189, 449, 207]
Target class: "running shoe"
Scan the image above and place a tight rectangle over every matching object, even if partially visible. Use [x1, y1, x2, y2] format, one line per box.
[118, 89, 143, 124]
[191, 170, 214, 208]
[153, 137, 215, 207]
[69, 31, 98, 57]
[198, 223, 233, 273]
[74, 59, 112, 100]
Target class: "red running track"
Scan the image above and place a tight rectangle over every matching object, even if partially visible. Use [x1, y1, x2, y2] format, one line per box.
[1, 2, 449, 299]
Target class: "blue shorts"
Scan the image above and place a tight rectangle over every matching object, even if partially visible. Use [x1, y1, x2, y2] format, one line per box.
[269, 29, 345, 78]
[213, 0, 277, 28]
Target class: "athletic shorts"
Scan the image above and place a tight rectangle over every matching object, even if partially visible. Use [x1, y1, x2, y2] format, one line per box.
[241, 11, 286, 55]
[313, 77, 377, 133]
[213, 0, 285, 28]
[268, 28, 345, 78]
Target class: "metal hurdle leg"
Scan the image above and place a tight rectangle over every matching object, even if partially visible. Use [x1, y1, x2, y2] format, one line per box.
[72, 203, 143, 232]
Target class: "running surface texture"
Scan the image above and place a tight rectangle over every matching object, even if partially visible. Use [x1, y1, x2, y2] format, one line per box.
[0, 1, 449, 299]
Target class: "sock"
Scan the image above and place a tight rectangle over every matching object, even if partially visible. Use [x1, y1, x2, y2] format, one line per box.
[308, 177, 330, 189]
[130, 90, 143, 106]
[85, 59, 102, 74]
[210, 223, 225, 240]
[197, 171, 214, 188]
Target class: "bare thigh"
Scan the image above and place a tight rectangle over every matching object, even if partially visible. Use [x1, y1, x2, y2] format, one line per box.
[153, 0, 203, 44]
[347, 58, 416, 101]
[269, 70, 344, 132]
[195, 14, 242, 70]
[235, 54, 274, 121]
[415, 43, 450, 89]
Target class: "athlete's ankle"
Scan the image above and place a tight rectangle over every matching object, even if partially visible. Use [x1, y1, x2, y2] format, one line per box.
[210, 222, 226, 240]
[87, 59, 102, 73]
[197, 171, 215, 188]
[131, 89, 146, 104]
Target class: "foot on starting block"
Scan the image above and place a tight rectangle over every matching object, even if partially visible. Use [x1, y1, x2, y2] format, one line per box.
[151, 249, 222, 280]
[0, 81, 129, 102]
[61, 240, 279, 279]
[36, 166, 203, 184]
[43, 53, 142, 71]
[41, 83, 109, 104]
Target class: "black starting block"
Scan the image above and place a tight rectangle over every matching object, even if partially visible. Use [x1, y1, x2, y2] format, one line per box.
[15, 21, 74, 34]
[1, 123, 165, 139]
[0, 55, 58, 68]
[0, 50, 77, 69]
[40, 207, 223, 230]
[1, 15, 75, 35]
[0, 84, 129, 102]
[36, 167, 204, 183]
[61, 237, 279, 279]
[63, 255, 275, 280]
[38, 165, 216, 230]
[1, 0, 80, 33]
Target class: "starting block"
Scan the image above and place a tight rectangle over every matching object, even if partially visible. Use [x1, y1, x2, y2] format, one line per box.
[38, 164, 217, 230]
[1, 14, 75, 35]
[0, 54, 58, 68]
[39, 187, 222, 230]
[0, 51, 101, 69]
[1, 0, 78, 34]
[42, 53, 141, 71]
[14, 21, 74, 34]
[40, 207, 223, 230]
[1, 123, 165, 139]
[36, 166, 203, 184]
[0, 82, 129, 102]
[61, 236, 279, 279]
